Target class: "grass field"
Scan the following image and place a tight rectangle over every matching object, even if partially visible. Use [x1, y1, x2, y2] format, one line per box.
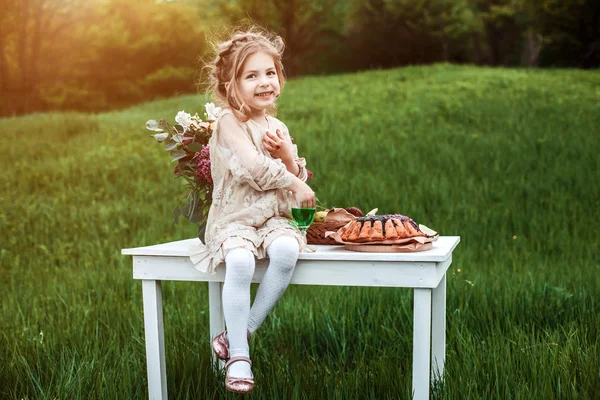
[1, 64, 599, 399]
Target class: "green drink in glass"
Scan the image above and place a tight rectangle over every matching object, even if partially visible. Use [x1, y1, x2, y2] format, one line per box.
[291, 207, 316, 231]
[291, 191, 316, 233]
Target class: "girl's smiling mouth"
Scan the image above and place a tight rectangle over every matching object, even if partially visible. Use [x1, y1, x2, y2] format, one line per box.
[255, 91, 274, 98]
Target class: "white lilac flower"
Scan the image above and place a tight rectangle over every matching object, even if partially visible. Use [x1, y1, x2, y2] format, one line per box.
[205, 103, 222, 121]
[175, 111, 192, 131]
[191, 114, 202, 126]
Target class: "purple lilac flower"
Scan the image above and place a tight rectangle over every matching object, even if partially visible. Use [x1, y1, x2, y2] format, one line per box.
[195, 145, 213, 185]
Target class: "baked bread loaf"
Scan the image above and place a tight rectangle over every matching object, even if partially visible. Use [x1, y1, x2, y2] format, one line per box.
[338, 214, 428, 242]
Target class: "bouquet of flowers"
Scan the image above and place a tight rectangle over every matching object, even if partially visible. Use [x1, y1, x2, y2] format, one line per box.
[146, 102, 222, 238]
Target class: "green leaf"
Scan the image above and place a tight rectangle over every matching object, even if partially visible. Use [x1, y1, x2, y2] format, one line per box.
[172, 124, 184, 135]
[145, 120, 163, 132]
[177, 160, 193, 170]
[181, 191, 207, 224]
[158, 119, 171, 131]
[164, 139, 178, 151]
[170, 149, 187, 162]
[187, 142, 203, 152]
[152, 132, 169, 142]
[197, 222, 207, 242]
[173, 206, 181, 225]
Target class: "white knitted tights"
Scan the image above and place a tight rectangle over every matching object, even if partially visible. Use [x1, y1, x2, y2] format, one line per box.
[222, 235, 299, 378]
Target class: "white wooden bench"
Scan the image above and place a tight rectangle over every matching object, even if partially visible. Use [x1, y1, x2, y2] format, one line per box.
[122, 236, 460, 400]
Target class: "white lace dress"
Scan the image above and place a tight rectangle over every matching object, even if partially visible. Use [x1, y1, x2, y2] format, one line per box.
[189, 109, 312, 274]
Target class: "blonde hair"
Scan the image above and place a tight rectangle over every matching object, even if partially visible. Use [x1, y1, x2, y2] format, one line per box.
[206, 27, 286, 122]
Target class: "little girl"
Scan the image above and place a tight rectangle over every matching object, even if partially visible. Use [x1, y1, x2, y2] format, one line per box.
[189, 28, 315, 394]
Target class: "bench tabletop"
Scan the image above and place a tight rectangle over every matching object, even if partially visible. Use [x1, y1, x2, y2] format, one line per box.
[122, 236, 460, 262]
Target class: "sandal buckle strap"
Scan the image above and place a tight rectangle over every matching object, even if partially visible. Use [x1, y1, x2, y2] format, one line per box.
[226, 355, 252, 368]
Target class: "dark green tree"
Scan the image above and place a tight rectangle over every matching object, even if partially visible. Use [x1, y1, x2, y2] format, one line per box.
[217, 0, 350, 76]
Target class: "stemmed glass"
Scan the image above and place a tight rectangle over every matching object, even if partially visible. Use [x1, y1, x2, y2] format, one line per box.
[291, 192, 316, 235]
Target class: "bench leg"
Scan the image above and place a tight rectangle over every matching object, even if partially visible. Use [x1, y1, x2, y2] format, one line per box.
[431, 274, 446, 384]
[142, 280, 167, 400]
[412, 288, 432, 400]
[208, 281, 225, 370]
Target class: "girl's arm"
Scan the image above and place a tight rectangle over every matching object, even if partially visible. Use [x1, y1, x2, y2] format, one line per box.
[218, 114, 300, 191]
[280, 153, 300, 177]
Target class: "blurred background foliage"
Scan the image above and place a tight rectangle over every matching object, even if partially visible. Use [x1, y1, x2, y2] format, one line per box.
[0, 0, 598, 117]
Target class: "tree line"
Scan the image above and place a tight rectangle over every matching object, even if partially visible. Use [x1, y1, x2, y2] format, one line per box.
[0, 0, 598, 117]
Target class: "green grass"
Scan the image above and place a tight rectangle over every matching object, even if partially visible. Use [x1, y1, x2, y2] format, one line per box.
[1, 64, 599, 399]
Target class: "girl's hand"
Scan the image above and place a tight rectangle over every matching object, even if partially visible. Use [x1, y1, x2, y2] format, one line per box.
[295, 190, 316, 208]
[263, 129, 293, 161]
[289, 179, 315, 208]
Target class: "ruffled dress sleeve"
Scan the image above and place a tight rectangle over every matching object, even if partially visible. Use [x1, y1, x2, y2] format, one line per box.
[217, 112, 296, 191]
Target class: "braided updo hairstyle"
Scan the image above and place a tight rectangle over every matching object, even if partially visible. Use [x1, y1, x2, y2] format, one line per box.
[207, 28, 286, 122]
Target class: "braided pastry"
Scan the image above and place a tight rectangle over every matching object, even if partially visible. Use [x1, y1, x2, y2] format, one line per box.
[338, 214, 428, 242]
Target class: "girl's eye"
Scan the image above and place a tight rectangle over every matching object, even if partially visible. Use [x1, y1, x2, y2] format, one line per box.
[245, 71, 275, 79]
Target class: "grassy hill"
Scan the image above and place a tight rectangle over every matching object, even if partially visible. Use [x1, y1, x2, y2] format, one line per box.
[1, 64, 599, 398]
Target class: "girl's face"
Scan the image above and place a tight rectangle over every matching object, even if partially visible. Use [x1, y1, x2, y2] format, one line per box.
[237, 51, 281, 116]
